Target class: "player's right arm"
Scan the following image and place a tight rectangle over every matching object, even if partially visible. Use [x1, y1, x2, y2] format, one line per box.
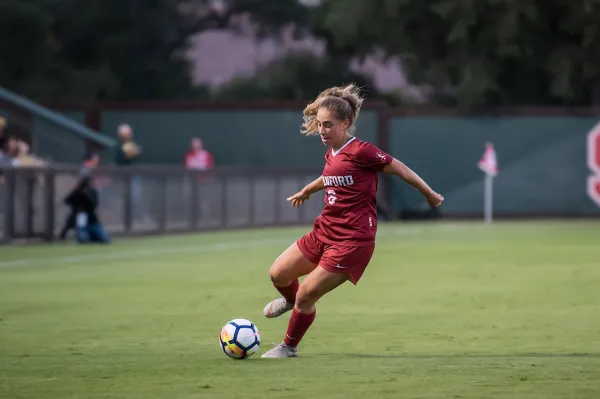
[287, 176, 325, 208]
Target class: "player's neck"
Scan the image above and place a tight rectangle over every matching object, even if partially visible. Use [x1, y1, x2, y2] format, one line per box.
[331, 135, 352, 151]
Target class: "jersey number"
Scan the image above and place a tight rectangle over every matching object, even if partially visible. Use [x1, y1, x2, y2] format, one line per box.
[587, 123, 600, 207]
[326, 189, 337, 205]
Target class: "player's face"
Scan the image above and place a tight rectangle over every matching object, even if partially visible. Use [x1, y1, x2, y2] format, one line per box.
[316, 108, 349, 147]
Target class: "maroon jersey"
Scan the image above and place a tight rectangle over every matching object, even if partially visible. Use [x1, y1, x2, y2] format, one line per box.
[312, 137, 393, 246]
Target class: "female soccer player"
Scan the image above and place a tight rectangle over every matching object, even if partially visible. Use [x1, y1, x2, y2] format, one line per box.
[261, 84, 444, 358]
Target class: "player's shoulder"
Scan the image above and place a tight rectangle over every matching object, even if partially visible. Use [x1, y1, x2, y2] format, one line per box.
[353, 137, 374, 149]
[347, 138, 378, 156]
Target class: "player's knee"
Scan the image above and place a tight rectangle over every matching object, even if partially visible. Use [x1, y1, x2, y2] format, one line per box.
[269, 263, 287, 285]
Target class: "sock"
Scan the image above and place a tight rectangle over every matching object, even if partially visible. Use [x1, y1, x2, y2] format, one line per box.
[283, 308, 316, 348]
[274, 279, 299, 305]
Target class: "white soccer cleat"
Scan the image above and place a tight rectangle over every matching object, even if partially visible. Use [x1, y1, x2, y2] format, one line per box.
[263, 298, 293, 318]
[261, 342, 298, 358]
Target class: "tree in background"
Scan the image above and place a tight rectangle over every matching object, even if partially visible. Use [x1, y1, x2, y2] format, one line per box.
[0, 0, 218, 101]
[314, 0, 600, 106]
[2, 0, 600, 106]
[213, 52, 378, 101]
[213, 0, 600, 106]
[212, 0, 398, 102]
[0, 0, 386, 103]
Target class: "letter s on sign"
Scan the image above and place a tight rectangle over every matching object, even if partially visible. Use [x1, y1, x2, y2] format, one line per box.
[587, 122, 600, 207]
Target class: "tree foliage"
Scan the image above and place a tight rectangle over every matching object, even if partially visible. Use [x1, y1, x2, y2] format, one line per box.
[214, 0, 388, 101]
[2, 0, 600, 105]
[0, 0, 217, 101]
[315, 0, 600, 106]
[213, 52, 375, 101]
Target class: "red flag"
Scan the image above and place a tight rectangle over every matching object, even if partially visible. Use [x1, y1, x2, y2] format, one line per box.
[478, 143, 498, 176]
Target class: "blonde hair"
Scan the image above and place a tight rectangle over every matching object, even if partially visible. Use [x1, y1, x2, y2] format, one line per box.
[301, 83, 364, 136]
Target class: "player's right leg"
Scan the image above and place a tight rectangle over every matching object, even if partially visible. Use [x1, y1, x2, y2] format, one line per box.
[264, 238, 320, 318]
[261, 265, 348, 358]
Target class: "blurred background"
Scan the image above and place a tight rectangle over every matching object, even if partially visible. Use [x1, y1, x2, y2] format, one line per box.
[1, 0, 600, 243]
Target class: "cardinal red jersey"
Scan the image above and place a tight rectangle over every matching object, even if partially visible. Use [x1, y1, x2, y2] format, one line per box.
[312, 137, 393, 246]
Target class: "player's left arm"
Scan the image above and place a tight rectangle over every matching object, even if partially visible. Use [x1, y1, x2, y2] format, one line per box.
[383, 158, 444, 207]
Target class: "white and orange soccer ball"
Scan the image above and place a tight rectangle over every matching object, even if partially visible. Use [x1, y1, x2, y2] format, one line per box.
[219, 319, 261, 359]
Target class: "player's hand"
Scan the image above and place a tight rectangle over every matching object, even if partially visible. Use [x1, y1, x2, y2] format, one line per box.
[426, 192, 444, 207]
[287, 190, 311, 208]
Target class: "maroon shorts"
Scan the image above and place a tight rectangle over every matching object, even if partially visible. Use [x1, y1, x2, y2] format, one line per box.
[296, 230, 375, 285]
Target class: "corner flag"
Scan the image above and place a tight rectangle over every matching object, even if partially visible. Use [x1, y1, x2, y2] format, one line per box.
[478, 142, 498, 177]
[478, 142, 497, 224]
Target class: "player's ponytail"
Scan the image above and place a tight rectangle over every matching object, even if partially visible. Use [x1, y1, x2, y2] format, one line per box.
[301, 83, 365, 136]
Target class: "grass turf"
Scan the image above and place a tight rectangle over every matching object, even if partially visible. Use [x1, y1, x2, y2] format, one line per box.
[0, 221, 599, 399]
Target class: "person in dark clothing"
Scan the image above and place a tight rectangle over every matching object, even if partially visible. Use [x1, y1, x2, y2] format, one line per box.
[59, 172, 110, 243]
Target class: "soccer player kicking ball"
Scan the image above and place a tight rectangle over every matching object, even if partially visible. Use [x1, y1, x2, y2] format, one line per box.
[261, 84, 444, 358]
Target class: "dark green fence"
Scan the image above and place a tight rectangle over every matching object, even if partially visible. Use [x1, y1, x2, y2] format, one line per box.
[33, 111, 88, 163]
[7, 102, 599, 218]
[99, 108, 378, 166]
[388, 116, 600, 216]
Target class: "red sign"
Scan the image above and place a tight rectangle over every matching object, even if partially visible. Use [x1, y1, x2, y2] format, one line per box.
[587, 122, 600, 207]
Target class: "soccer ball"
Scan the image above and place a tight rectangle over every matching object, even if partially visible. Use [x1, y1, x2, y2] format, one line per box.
[219, 319, 261, 359]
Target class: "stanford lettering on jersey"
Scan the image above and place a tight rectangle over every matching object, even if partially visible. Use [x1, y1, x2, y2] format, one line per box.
[323, 175, 354, 187]
[313, 138, 392, 247]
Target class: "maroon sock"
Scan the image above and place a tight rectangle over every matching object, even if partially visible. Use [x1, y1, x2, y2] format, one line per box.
[274, 279, 299, 304]
[283, 308, 316, 348]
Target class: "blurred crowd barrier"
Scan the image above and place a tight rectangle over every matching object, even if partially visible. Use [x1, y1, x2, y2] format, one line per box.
[0, 165, 323, 243]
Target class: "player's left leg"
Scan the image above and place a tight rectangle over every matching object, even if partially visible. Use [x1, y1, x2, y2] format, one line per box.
[261, 266, 348, 358]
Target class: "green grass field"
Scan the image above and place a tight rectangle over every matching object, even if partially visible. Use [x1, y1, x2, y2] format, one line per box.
[1, 221, 599, 399]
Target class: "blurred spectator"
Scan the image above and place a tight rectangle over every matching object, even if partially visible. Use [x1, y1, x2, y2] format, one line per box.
[0, 116, 6, 147]
[0, 137, 46, 234]
[0, 136, 45, 168]
[59, 151, 101, 240]
[185, 137, 214, 170]
[0, 136, 18, 161]
[1, 134, 46, 179]
[115, 123, 145, 221]
[13, 140, 46, 168]
[115, 123, 141, 165]
[0, 136, 18, 184]
[184, 137, 214, 220]
[60, 171, 110, 244]
[82, 148, 110, 189]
